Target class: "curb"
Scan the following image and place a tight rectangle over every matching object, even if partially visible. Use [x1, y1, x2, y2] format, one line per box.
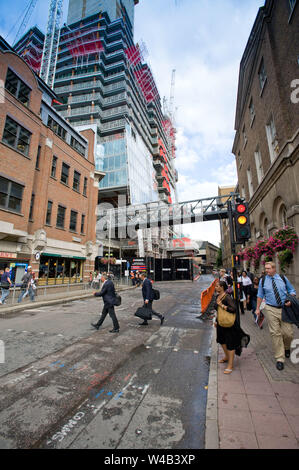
[205, 323, 219, 449]
[0, 285, 136, 317]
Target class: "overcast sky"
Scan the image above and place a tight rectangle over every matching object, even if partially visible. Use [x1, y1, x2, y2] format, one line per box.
[0, 0, 264, 246]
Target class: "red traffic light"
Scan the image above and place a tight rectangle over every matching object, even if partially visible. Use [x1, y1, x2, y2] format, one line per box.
[236, 204, 246, 213]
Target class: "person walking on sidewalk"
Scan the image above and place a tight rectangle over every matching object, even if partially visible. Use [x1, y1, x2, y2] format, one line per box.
[138, 272, 164, 326]
[256, 261, 296, 371]
[214, 280, 250, 375]
[0, 267, 12, 305]
[241, 270, 253, 311]
[18, 266, 34, 303]
[91, 273, 120, 333]
[249, 276, 260, 322]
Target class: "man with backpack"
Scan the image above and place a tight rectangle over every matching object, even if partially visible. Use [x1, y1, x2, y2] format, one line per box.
[0, 267, 12, 305]
[256, 261, 296, 371]
[138, 272, 164, 326]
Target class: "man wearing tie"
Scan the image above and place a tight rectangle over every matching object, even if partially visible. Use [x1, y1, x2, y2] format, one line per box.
[256, 261, 296, 371]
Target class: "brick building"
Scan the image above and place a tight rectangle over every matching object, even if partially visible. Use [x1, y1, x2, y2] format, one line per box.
[0, 37, 104, 286]
[232, 0, 299, 289]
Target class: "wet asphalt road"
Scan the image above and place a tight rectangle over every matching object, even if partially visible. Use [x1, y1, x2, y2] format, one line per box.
[0, 275, 214, 449]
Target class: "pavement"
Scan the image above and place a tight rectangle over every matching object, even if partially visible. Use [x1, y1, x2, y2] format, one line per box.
[205, 306, 299, 449]
[0, 284, 135, 317]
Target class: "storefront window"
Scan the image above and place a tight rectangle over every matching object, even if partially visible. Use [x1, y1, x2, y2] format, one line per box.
[38, 256, 84, 285]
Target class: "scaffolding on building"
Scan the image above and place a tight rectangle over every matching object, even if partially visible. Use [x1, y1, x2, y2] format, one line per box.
[125, 41, 159, 104]
[17, 32, 43, 73]
[63, 22, 104, 67]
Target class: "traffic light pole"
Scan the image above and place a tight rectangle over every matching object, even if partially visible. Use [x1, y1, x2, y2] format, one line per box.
[227, 201, 241, 322]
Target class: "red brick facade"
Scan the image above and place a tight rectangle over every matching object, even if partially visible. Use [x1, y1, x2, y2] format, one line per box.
[0, 50, 102, 285]
[232, 0, 299, 289]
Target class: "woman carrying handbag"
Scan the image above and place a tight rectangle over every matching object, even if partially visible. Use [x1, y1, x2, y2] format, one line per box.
[214, 280, 250, 374]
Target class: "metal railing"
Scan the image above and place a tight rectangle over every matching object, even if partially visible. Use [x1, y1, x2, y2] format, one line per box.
[0, 277, 132, 307]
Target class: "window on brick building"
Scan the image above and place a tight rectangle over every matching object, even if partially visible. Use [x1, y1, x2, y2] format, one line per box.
[238, 151, 242, 168]
[249, 99, 255, 126]
[2, 116, 31, 156]
[265, 115, 278, 163]
[29, 193, 35, 221]
[5, 68, 31, 107]
[51, 156, 58, 178]
[83, 177, 88, 196]
[56, 205, 66, 229]
[46, 200, 53, 225]
[247, 167, 254, 198]
[36, 145, 41, 169]
[70, 136, 86, 157]
[242, 125, 247, 148]
[69, 210, 78, 232]
[0, 176, 24, 213]
[61, 162, 70, 185]
[73, 171, 81, 192]
[47, 115, 66, 141]
[258, 59, 267, 91]
[241, 186, 246, 200]
[81, 214, 85, 234]
[254, 147, 264, 184]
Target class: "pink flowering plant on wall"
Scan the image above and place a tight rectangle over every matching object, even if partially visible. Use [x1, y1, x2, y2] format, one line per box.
[238, 226, 299, 272]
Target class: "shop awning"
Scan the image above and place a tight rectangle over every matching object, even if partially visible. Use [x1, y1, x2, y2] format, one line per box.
[42, 253, 86, 260]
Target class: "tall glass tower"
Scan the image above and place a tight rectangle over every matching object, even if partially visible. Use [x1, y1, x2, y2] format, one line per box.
[53, 0, 177, 258]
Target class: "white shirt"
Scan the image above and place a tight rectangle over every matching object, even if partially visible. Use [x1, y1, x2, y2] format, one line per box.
[242, 276, 252, 286]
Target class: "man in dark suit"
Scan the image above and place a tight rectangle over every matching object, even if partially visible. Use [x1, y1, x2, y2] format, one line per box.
[91, 273, 120, 333]
[139, 272, 164, 326]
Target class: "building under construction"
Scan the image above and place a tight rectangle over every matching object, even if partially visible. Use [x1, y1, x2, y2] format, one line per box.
[14, 26, 44, 74]
[12, 0, 178, 263]
[52, 0, 178, 261]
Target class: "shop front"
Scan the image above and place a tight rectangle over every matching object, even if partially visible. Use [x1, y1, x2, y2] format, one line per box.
[0, 252, 30, 286]
[38, 253, 86, 286]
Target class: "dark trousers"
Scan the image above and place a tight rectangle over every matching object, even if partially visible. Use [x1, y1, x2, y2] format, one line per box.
[96, 303, 119, 330]
[143, 301, 162, 323]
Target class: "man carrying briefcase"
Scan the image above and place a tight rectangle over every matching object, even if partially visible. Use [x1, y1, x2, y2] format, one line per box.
[137, 272, 164, 326]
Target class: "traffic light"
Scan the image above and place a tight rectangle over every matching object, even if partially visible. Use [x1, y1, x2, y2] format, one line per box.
[234, 202, 251, 243]
[233, 254, 241, 268]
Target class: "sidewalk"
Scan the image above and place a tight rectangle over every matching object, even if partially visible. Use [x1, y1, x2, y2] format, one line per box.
[0, 284, 135, 317]
[206, 309, 299, 449]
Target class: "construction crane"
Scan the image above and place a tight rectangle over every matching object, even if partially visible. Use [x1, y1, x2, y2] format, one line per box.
[12, 0, 38, 46]
[40, 0, 63, 89]
[169, 68, 176, 123]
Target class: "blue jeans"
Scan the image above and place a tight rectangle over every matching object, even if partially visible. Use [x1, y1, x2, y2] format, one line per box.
[0, 288, 10, 304]
[18, 286, 35, 302]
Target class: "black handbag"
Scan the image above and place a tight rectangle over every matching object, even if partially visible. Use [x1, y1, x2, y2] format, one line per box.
[114, 294, 122, 306]
[134, 306, 152, 321]
[153, 289, 160, 300]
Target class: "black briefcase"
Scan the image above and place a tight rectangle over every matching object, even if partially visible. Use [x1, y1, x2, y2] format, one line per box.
[134, 306, 152, 321]
[114, 294, 122, 306]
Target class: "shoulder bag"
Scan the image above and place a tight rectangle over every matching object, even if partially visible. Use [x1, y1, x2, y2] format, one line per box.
[217, 305, 236, 328]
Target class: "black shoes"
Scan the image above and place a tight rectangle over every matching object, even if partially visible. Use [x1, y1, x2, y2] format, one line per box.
[160, 316, 165, 325]
[139, 321, 148, 326]
[109, 329, 119, 333]
[91, 323, 100, 330]
[285, 350, 291, 358]
[276, 361, 284, 371]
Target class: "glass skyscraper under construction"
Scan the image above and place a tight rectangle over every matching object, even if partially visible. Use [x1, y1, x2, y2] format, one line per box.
[53, 0, 178, 258]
